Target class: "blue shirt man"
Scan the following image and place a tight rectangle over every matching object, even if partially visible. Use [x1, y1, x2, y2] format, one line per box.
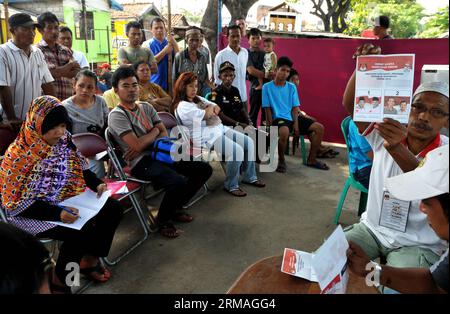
[144, 17, 179, 92]
[261, 56, 299, 173]
[262, 81, 300, 121]
[148, 38, 170, 90]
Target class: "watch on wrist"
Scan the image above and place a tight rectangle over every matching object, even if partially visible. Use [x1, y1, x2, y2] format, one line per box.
[372, 261, 382, 287]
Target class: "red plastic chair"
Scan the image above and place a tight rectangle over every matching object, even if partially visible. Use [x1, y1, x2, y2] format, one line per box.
[72, 132, 151, 266]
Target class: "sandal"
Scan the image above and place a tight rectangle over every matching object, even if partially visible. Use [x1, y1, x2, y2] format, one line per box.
[242, 180, 266, 188]
[224, 187, 247, 197]
[80, 262, 111, 283]
[306, 161, 330, 170]
[316, 149, 334, 158]
[159, 223, 181, 238]
[173, 211, 194, 223]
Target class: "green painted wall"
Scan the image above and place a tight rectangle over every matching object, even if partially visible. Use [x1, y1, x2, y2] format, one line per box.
[63, 7, 112, 65]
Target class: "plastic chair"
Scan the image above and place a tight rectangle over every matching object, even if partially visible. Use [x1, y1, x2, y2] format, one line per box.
[286, 134, 307, 165]
[72, 132, 151, 266]
[334, 116, 368, 224]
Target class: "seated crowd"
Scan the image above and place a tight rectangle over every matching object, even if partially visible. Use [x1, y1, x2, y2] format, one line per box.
[0, 12, 448, 295]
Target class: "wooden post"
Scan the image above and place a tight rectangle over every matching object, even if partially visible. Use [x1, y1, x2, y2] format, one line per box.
[167, 0, 173, 96]
[81, 0, 88, 53]
[0, 6, 4, 44]
[4, 0, 10, 41]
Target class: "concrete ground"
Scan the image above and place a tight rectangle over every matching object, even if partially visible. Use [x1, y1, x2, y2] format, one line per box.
[84, 141, 362, 294]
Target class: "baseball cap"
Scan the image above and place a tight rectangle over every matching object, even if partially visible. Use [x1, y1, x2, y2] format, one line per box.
[413, 81, 449, 99]
[219, 61, 235, 73]
[385, 145, 449, 201]
[98, 63, 110, 69]
[8, 13, 38, 28]
[373, 15, 390, 28]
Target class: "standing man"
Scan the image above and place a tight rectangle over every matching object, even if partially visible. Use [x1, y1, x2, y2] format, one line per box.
[37, 12, 80, 101]
[373, 15, 394, 40]
[235, 17, 249, 49]
[214, 25, 249, 114]
[58, 26, 89, 69]
[247, 28, 273, 126]
[0, 13, 54, 126]
[173, 26, 213, 97]
[118, 21, 156, 72]
[144, 17, 179, 92]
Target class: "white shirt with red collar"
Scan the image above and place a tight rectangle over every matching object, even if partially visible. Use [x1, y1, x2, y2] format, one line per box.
[361, 126, 448, 255]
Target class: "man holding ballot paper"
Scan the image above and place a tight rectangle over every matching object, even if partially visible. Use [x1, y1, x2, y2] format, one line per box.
[342, 43, 449, 293]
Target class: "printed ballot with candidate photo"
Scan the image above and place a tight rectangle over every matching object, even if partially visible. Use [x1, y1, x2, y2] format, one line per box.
[354, 54, 415, 123]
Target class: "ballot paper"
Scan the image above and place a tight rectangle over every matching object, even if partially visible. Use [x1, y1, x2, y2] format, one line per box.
[312, 225, 349, 294]
[281, 226, 349, 294]
[353, 54, 415, 124]
[281, 248, 318, 282]
[106, 181, 128, 195]
[47, 189, 111, 230]
[94, 150, 108, 160]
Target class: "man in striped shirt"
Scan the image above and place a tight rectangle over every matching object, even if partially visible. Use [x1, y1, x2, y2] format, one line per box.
[0, 13, 55, 127]
[37, 12, 80, 102]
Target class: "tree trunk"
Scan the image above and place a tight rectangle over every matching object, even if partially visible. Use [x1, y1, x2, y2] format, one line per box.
[200, 0, 219, 60]
[201, 0, 259, 61]
[310, 0, 350, 33]
[223, 0, 258, 26]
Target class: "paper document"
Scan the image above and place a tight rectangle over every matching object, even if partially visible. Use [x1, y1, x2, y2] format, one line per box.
[47, 189, 111, 230]
[311, 225, 349, 294]
[353, 54, 415, 123]
[106, 181, 128, 195]
[281, 226, 349, 294]
[281, 248, 318, 282]
[94, 151, 108, 160]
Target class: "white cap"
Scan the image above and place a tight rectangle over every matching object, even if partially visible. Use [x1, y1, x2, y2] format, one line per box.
[413, 81, 449, 99]
[385, 145, 449, 201]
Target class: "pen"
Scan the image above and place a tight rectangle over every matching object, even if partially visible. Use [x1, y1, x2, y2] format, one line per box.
[60, 206, 80, 219]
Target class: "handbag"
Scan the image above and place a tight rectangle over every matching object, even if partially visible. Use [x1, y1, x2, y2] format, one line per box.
[149, 137, 179, 164]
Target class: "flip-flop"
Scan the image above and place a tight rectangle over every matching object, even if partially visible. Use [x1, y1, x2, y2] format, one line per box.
[306, 161, 330, 170]
[242, 180, 266, 188]
[224, 187, 247, 197]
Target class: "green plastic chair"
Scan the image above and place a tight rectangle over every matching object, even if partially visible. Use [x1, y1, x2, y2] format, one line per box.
[286, 135, 307, 165]
[334, 116, 368, 224]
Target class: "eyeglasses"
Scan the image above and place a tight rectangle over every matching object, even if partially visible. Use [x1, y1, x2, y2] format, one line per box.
[410, 103, 449, 119]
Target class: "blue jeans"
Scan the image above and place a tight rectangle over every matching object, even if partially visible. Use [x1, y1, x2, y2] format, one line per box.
[211, 128, 258, 191]
[89, 159, 106, 179]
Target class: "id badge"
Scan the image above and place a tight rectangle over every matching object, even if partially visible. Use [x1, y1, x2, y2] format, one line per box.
[379, 189, 411, 232]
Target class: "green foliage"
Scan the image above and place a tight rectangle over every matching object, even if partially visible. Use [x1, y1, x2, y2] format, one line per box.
[345, 0, 425, 38]
[180, 8, 203, 25]
[418, 6, 449, 38]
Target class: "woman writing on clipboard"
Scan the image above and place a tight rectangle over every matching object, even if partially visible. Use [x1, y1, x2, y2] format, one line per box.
[0, 96, 123, 294]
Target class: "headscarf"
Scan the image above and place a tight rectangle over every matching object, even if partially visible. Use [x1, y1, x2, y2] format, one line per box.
[0, 96, 86, 215]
